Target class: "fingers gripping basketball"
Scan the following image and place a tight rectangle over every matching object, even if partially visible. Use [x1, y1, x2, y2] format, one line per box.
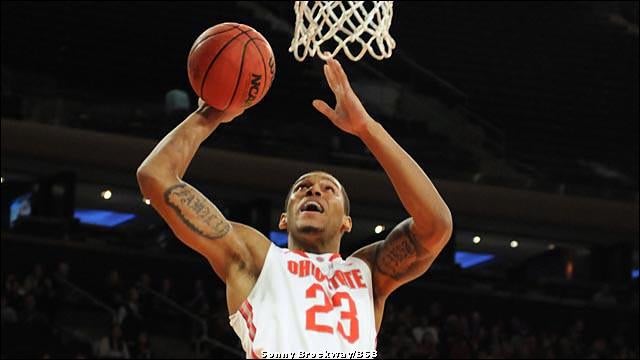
[188, 23, 275, 112]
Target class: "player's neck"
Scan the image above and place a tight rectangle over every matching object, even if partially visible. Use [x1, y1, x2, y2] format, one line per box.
[288, 237, 340, 255]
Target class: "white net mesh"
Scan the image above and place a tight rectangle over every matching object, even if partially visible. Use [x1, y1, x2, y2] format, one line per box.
[289, 1, 396, 61]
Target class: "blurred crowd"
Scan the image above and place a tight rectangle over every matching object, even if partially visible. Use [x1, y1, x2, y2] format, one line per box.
[376, 302, 637, 359]
[2, 261, 638, 359]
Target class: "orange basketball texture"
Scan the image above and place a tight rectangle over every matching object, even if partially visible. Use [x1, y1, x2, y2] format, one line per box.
[188, 23, 275, 112]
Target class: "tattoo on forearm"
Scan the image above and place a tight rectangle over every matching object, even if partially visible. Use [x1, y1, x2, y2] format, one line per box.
[375, 224, 421, 280]
[164, 184, 230, 239]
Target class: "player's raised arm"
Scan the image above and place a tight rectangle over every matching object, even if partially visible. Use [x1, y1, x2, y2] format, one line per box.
[313, 58, 453, 300]
[136, 101, 268, 284]
[137, 23, 275, 316]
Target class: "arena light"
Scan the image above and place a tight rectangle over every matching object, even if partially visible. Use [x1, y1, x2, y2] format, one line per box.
[510, 240, 519, 248]
[9, 193, 32, 228]
[455, 251, 495, 269]
[101, 190, 112, 200]
[374, 225, 385, 234]
[74, 209, 135, 227]
[143, 198, 151, 205]
[473, 236, 481, 244]
[269, 231, 288, 247]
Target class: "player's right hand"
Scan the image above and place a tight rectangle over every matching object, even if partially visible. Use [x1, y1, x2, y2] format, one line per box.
[197, 98, 244, 124]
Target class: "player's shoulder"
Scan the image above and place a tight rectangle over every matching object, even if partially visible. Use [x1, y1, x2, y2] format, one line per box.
[349, 241, 381, 272]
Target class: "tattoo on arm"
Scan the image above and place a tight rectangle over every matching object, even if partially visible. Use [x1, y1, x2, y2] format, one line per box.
[374, 224, 420, 280]
[164, 183, 231, 240]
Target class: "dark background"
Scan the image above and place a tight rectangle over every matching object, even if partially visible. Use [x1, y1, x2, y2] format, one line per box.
[1, 1, 638, 359]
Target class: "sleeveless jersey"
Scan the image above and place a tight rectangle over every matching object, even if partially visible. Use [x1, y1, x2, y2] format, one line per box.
[229, 243, 377, 359]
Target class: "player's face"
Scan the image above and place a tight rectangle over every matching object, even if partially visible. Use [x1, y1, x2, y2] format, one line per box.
[284, 172, 349, 236]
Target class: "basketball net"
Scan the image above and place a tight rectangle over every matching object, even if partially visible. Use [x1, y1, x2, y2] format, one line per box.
[289, 1, 396, 62]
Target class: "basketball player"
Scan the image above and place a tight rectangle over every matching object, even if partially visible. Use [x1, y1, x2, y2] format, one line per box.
[137, 57, 452, 358]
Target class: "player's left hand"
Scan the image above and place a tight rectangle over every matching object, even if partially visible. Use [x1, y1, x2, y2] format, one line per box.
[313, 57, 374, 137]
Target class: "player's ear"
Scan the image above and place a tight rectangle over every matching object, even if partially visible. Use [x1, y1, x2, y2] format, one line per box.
[340, 215, 352, 233]
[278, 213, 288, 230]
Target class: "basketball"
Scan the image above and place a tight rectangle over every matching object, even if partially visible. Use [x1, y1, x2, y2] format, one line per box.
[187, 23, 276, 112]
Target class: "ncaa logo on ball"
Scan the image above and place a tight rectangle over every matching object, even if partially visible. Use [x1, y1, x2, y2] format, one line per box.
[244, 73, 262, 106]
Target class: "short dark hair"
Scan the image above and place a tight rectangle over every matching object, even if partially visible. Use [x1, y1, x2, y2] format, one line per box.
[284, 181, 350, 215]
